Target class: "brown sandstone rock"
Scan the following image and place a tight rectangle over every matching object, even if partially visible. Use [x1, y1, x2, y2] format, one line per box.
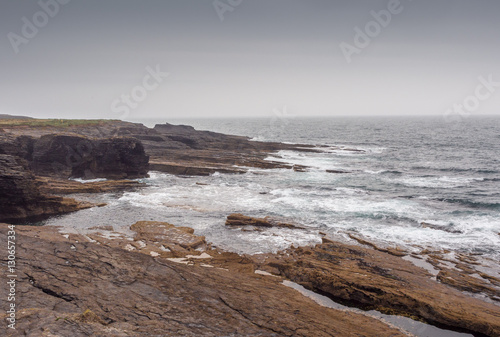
[37, 177, 144, 195]
[0, 226, 407, 337]
[254, 241, 500, 337]
[226, 213, 305, 230]
[130, 221, 207, 253]
[348, 233, 407, 256]
[437, 268, 500, 299]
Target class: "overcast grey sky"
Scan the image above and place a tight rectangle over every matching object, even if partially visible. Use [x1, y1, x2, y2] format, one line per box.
[1, 0, 499, 120]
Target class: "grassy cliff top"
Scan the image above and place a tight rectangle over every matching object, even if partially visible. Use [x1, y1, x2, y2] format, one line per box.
[0, 119, 119, 128]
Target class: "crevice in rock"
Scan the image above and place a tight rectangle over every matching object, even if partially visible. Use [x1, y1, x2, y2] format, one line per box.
[26, 273, 75, 303]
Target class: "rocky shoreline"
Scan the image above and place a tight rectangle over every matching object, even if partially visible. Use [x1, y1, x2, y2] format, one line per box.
[1, 117, 499, 336]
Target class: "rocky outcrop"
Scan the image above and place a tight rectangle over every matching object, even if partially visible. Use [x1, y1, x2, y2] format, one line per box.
[32, 134, 149, 179]
[0, 155, 93, 222]
[1, 118, 324, 177]
[226, 213, 304, 229]
[253, 240, 500, 337]
[149, 161, 247, 176]
[153, 123, 251, 150]
[0, 130, 147, 221]
[0, 225, 408, 337]
[37, 177, 144, 195]
[149, 123, 320, 173]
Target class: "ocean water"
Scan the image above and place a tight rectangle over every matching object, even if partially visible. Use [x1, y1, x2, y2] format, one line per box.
[41, 116, 500, 264]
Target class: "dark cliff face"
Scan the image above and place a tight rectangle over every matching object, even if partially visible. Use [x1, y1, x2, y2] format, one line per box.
[0, 131, 149, 221]
[0, 134, 35, 161]
[32, 134, 149, 179]
[0, 155, 39, 213]
[0, 154, 91, 222]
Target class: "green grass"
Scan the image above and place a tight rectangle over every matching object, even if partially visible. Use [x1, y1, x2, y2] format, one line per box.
[0, 118, 119, 128]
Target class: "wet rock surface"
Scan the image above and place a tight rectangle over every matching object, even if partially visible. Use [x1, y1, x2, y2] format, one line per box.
[226, 214, 305, 230]
[37, 177, 144, 195]
[252, 240, 500, 337]
[0, 225, 408, 337]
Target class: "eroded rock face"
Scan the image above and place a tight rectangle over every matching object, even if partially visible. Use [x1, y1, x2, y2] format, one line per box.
[32, 134, 149, 179]
[254, 241, 500, 337]
[0, 154, 92, 222]
[0, 134, 35, 161]
[0, 225, 408, 337]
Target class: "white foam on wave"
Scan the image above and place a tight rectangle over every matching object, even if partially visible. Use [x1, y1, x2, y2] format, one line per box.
[448, 215, 500, 235]
[338, 213, 500, 262]
[270, 189, 425, 219]
[392, 175, 484, 188]
[55, 162, 499, 261]
[70, 177, 107, 183]
[364, 170, 385, 175]
[249, 136, 268, 142]
[118, 178, 273, 214]
[319, 145, 386, 155]
[227, 228, 321, 254]
[335, 187, 368, 195]
[266, 150, 343, 171]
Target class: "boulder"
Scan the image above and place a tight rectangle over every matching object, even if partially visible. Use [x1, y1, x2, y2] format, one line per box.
[225, 213, 304, 229]
[130, 221, 207, 253]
